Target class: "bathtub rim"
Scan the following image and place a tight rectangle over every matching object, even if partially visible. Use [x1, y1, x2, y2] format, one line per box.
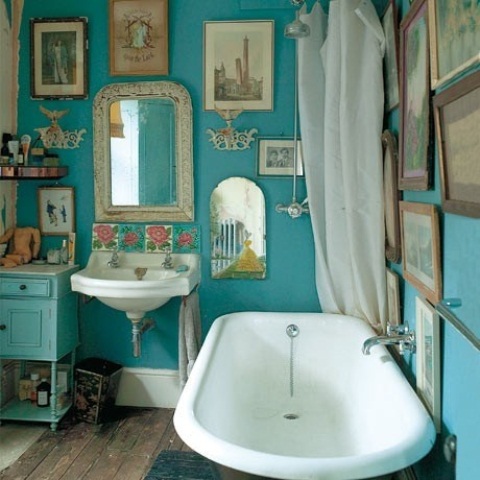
[174, 311, 436, 480]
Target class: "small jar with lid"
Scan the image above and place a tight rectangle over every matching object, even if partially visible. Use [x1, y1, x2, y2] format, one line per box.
[36, 378, 51, 408]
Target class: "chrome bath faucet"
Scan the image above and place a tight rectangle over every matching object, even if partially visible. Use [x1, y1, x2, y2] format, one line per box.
[362, 322, 416, 355]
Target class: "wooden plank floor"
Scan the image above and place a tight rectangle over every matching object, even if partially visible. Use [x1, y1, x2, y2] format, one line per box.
[0, 407, 192, 480]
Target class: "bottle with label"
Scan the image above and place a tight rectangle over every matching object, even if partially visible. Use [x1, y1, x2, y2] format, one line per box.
[30, 373, 40, 404]
[0, 133, 11, 164]
[36, 378, 51, 408]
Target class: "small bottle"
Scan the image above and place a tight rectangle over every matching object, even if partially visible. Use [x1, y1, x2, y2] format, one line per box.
[60, 239, 68, 264]
[30, 373, 40, 404]
[36, 378, 51, 408]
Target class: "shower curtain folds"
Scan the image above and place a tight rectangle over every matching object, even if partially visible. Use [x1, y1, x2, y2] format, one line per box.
[298, 0, 386, 332]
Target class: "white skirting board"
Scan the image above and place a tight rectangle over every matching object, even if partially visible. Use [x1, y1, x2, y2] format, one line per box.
[115, 368, 181, 408]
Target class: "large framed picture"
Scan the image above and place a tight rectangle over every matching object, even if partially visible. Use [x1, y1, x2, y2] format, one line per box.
[382, 0, 400, 111]
[204, 20, 274, 111]
[257, 138, 303, 177]
[415, 296, 441, 432]
[30, 17, 88, 99]
[38, 186, 75, 236]
[399, 201, 442, 304]
[399, 0, 432, 190]
[109, 0, 169, 76]
[428, 0, 480, 89]
[382, 130, 401, 263]
[433, 70, 480, 218]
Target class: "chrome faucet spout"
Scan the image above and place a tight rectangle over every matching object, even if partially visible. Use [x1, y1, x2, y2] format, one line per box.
[362, 327, 416, 356]
[161, 248, 174, 270]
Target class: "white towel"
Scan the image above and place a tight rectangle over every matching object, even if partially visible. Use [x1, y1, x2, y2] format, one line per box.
[178, 290, 202, 387]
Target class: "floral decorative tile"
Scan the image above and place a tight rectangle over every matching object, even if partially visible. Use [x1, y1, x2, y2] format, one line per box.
[173, 225, 200, 253]
[119, 224, 145, 252]
[145, 225, 172, 252]
[92, 224, 119, 251]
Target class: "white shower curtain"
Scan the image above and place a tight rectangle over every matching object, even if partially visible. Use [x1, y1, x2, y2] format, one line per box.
[298, 0, 386, 332]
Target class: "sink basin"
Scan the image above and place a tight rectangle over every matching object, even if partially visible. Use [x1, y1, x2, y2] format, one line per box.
[71, 251, 200, 319]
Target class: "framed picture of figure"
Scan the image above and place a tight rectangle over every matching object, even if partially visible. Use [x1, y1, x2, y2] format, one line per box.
[399, 201, 442, 304]
[399, 0, 433, 190]
[257, 137, 304, 177]
[30, 17, 88, 99]
[38, 186, 75, 236]
[203, 20, 274, 111]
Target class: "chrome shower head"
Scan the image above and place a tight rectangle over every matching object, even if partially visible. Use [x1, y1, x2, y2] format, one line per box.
[284, 9, 310, 39]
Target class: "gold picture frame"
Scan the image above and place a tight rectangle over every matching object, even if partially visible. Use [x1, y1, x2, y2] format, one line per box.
[433, 70, 480, 218]
[399, 201, 442, 304]
[109, 0, 169, 76]
[30, 17, 88, 99]
[38, 186, 75, 236]
[203, 20, 274, 111]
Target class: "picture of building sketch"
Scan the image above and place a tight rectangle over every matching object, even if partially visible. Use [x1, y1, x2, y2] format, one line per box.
[204, 21, 273, 111]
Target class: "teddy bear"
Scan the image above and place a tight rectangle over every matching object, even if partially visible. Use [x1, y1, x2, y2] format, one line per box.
[0, 227, 41, 268]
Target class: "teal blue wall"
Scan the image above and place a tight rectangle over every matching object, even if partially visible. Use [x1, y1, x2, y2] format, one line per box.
[13, 0, 479, 479]
[15, 0, 320, 371]
[387, 2, 480, 479]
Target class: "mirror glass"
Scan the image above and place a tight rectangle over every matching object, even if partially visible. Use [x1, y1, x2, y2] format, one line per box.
[93, 81, 193, 222]
[210, 177, 266, 279]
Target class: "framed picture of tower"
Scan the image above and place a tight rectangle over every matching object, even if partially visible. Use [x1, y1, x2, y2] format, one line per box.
[203, 20, 274, 111]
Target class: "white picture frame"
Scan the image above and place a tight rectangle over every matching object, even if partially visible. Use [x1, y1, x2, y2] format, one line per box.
[416, 296, 441, 432]
[386, 267, 401, 327]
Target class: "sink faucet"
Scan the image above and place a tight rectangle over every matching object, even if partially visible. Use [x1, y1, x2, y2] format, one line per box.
[107, 248, 120, 268]
[161, 248, 174, 270]
[362, 322, 416, 355]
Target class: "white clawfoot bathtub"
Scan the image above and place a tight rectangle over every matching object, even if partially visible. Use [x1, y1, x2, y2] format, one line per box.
[174, 312, 436, 480]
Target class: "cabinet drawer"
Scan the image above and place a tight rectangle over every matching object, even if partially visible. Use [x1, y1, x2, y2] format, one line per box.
[1, 279, 50, 297]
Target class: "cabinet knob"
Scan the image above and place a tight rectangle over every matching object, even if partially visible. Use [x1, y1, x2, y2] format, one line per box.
[0, 324, 6, 331]
[19, 284, 27, 290]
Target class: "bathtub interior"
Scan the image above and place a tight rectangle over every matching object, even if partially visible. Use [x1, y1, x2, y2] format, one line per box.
[190, 312, 432, 459]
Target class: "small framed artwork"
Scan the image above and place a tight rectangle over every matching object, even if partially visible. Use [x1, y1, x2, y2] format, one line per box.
[433, 70, 480, 218]
[428, 0, 480, 89]
[382, 0, 400, 111]
[399, 0, 432, 190]
[109, 0, 169, 76]
[382, 130, 401, 263]
[38, 186, 75, 236]
[30, 17, 88, 99]
[386, 267, 401, 327]
[204, 20, 274, 111]
[257, 138, 303, 177]
[415, 296, 441, 432]
[399, 201, 442, 304]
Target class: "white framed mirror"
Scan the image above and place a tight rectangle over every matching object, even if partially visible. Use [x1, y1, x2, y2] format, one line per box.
[93, 81, 194, 222]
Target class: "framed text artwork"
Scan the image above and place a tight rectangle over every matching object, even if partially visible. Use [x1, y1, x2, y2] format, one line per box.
[204, 20, 274, 111]
[109, 0, 169, 76]
[382, 0, 400, 111]
[38, 186, 75, 236]
[428, 0, 480, 89]
[399, 0, 432, 190]
[30, 17, 88, 99]
[433, 70, 480, 218]
[399, 201, 442, 304]
[257, 138, 303, 177]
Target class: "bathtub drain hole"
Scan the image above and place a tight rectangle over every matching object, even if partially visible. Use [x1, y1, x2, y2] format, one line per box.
[283, 413, 299, 420]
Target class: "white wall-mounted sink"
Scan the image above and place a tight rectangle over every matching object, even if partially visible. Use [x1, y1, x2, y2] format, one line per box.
[71, 251, 200, 320]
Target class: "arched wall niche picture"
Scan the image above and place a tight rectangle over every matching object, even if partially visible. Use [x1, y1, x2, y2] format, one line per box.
[210, 177, 266, 279]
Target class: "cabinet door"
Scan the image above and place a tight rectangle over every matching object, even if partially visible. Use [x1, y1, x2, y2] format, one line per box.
[0, 299, 52, 358]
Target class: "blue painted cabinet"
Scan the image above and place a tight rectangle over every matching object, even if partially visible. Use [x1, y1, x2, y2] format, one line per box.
[0, 265, 79, 431]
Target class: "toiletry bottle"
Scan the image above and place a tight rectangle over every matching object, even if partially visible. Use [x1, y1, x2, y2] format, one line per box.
[30, 373, 40, 404]
[0, 133, 11, 164]
[60, 239, 68, 264]
[36, 378, 51, 408]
